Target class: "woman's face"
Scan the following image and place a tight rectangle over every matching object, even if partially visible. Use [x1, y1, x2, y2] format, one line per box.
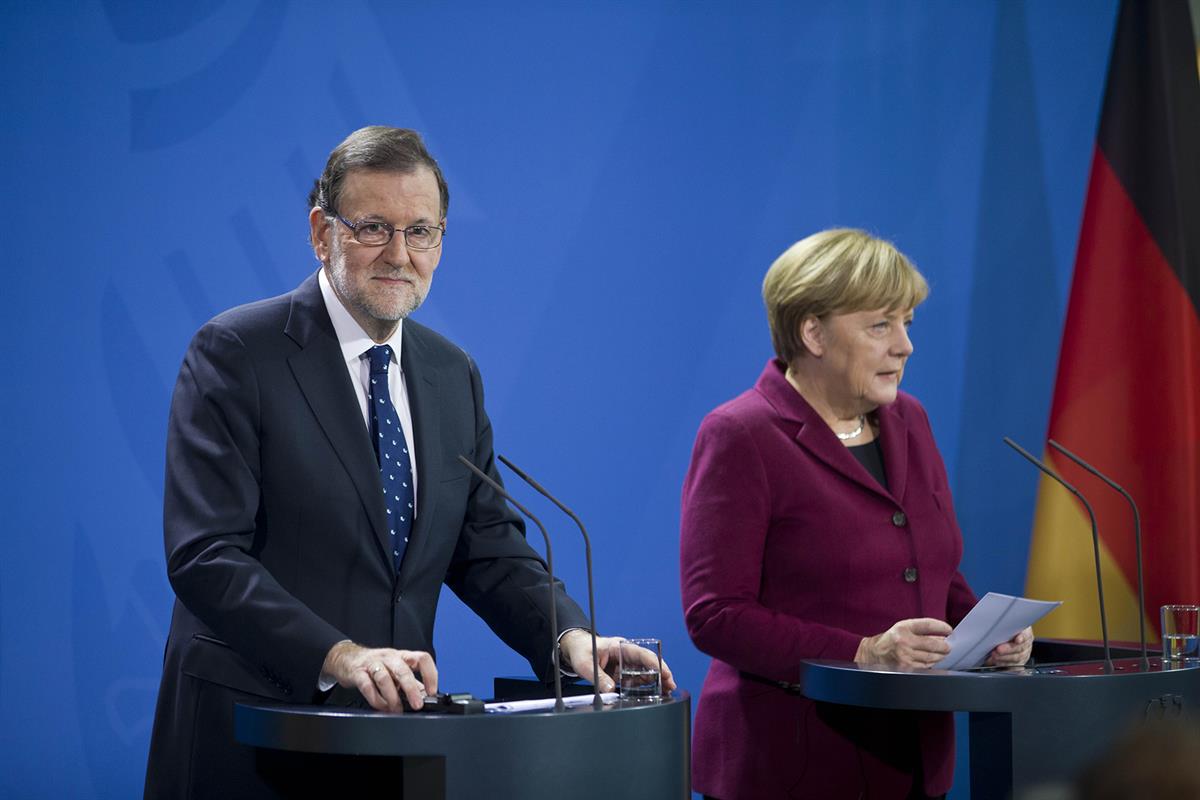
[804, 307, 915, 414]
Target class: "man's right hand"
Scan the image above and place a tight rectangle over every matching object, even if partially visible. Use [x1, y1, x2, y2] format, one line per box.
[321, 641, 438, 712]
[854, 618, 952, 669]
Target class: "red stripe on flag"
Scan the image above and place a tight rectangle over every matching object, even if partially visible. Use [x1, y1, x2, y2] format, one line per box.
[1047, 146, 1200, 628]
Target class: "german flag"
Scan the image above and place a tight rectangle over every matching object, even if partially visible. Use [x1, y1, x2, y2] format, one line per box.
[1025, 1, 1200, 642]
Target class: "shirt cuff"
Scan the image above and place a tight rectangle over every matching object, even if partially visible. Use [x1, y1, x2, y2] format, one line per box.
[557, 627, 588, 677]
[317, 639, 353, 691]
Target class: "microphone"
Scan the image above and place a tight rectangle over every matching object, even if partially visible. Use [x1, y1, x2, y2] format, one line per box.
[455, 455, 565, 712]
[1048, 439, 1149, 668]
[498, 454, 603, 709]
[1003, 437, 1113, 672]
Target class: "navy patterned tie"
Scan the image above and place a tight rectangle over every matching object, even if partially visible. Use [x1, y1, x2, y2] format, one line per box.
[367, 345, 414, 571]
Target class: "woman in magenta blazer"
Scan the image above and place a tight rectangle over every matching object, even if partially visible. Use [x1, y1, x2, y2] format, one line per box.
[680, 229, 1032, 799]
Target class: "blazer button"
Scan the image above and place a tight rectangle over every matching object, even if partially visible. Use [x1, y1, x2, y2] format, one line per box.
[903, 567, 918, 583]
[892, 511, 907, 527]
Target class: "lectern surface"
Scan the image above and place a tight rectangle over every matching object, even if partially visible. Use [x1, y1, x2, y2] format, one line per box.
[235, 691, 691, 800]
[798, 656, 1200, 800]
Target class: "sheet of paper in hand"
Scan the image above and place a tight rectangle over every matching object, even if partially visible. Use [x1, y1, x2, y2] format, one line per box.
[937, 592, 1061, 670]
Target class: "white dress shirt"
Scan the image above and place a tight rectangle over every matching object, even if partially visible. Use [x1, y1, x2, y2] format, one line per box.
[317, 268, 418, 512]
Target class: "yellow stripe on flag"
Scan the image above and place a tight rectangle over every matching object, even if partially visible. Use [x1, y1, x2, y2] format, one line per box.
[1024, 466, 1154, 643]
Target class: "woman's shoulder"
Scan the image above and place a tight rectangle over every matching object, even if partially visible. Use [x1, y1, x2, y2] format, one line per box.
[891, 389, 926, 414]
[696, 386, 790, 449]
[706, 384, 774, 421]
[889, 390, 932, 421]
[883, 390, 937, 441]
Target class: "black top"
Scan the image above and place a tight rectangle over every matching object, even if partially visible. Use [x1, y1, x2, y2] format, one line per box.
[848, 437, 888, 490]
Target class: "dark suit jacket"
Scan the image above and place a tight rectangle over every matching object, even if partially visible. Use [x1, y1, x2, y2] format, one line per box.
[680, 360, 977, 800]
[145, 273, 587, 799]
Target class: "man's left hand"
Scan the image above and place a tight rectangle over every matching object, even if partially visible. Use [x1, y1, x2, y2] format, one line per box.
[558, 630, 677, 694]
[985, 626, 1034, 667]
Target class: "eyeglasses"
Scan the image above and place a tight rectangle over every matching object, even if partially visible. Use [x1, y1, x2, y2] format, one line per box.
[332, 212, 445, 250]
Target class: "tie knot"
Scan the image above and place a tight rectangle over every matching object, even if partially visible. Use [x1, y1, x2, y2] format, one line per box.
[368, 345, 393, 375]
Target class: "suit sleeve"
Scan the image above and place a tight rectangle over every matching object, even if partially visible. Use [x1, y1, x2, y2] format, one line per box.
[680, 410, 863, 683]
[163, 322, 346, 696]
[442, 356, 588, 682]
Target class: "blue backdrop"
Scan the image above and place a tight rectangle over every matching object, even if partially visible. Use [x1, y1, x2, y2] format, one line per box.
[0, 2, 1118, 797]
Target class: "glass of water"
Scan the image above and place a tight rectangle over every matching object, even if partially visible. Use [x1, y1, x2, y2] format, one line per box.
[617, 638, 663, 703]
[1160, 605, 1200, 664]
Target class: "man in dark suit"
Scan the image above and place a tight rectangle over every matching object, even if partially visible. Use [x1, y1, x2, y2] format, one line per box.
[145, 127, 671, 798]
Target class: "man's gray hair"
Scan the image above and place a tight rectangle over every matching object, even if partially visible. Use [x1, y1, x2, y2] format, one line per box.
[308, 126, 449, 218]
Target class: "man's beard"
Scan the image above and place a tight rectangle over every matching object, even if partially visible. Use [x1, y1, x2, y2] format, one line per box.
[327, 239, 427, 324]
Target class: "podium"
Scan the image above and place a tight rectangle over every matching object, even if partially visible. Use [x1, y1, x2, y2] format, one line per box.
[234, 689, 691, 800]
[799, 642, 1200, 800]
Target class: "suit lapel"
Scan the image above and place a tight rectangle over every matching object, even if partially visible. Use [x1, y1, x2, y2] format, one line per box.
[284, 274, 393, 567]
[876, 401, 910, 503]
[756, 360, 895, 502]
[396, 325, 441, 588]
[792, 416, 890, 500]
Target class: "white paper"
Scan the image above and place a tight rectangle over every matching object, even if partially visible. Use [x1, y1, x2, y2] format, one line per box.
[937, 592, 1061, 671]
[484, 692, 620, 713]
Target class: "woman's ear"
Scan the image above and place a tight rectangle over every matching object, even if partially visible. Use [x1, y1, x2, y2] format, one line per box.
[799, 316, 825, 358]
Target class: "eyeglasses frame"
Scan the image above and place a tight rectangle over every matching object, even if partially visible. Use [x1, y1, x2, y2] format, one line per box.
[330, 210, 445, 251]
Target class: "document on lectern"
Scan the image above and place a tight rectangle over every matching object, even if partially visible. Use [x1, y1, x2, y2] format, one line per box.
[485, 692, 619, 713]
[936, 592, 1061, 671]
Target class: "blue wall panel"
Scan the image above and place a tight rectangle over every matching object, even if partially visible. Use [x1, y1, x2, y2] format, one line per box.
[0, 2, 1118, 796]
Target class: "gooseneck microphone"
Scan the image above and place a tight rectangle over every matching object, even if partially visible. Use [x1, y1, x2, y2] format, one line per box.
[1003, 437, 1113, 672]
[456, 455, 565, 712]
[498, 454, 603, 709]
[1048, 439, 1149, 668]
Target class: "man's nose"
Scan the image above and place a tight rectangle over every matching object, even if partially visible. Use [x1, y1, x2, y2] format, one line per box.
[382, 231, 412, 265]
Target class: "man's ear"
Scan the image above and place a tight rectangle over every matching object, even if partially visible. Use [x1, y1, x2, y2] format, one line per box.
[309, 206, 331, 264]
[799, 315, 825, 358]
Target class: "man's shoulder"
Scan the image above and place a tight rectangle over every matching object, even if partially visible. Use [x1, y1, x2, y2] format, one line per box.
[403, 316, 473, 369]
[190, 276, 317, 353]
[207, 292, 293, 334]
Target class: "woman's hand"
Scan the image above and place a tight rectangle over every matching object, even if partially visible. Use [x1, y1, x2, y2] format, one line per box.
[985, 626, 1033, 667]
[855, 618, 952, 669]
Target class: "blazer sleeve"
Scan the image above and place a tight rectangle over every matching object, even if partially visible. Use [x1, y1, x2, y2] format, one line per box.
[680, 410, 863, 683]
[947, 572, 977, 626]
[442, 356, 589, 682]
[911, 400, 979, 625]
[163, 322, 346, 695]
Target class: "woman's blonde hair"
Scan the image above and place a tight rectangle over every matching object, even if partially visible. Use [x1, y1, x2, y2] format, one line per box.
[762, 228, 928, 363]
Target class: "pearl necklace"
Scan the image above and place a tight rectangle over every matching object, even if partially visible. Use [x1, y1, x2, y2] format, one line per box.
[835, 415, 865, 441]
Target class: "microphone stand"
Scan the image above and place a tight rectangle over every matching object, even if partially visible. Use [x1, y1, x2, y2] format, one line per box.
[456, 455, 564, 711]
[499, 454, 603, 709]
[1048, 439, 1149, 669]
[1003, 437, 1113, 672]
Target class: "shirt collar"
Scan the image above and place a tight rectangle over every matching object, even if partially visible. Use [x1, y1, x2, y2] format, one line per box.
[317, 267, 404, 367]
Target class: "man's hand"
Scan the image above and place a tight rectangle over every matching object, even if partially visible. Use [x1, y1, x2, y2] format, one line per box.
[321, 641, 438, 712]
[985, 626, 1033, 667]
[558, 630, 677, 694]
[855, 618, 952, 669]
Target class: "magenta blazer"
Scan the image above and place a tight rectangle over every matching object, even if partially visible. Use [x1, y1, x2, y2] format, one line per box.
[681, 360, 977, 799]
